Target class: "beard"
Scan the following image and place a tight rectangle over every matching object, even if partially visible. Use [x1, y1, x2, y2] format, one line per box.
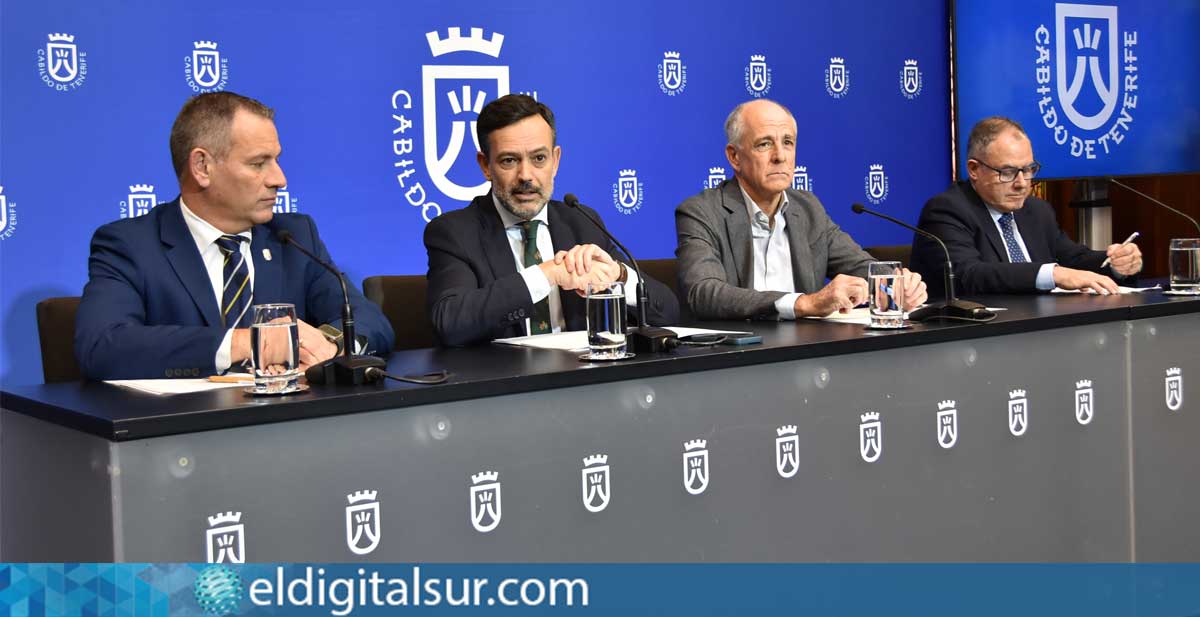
[496, 180, 549, 220]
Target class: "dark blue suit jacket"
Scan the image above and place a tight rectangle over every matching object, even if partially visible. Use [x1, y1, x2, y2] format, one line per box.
[75, 199, 394, 379]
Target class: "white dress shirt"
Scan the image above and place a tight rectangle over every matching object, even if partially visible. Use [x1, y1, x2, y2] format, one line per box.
[179, 198, 254, 371]
[985, 205, 1056, 290]
[740, 184, 801, 319]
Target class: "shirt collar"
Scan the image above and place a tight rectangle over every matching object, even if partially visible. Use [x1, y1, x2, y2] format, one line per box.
[179, 197, 252, 252]
[738, 182, 789, 225]
[984, 204, 1009, 223]
[492, 192, 549, 230]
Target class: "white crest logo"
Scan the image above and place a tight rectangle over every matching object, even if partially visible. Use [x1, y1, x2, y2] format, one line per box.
[658, 51, 687, 95]
[612, 169, 644, 214]
[936, 400, 958, 449]
[120, 185, 158, 219]
[205, 511, 245, 564]
[581, 454, 611, 513]
[1034, 4, 1139, 160]
[859, 412, 882, 463]
[775, 425, 799, 479]
[185, 41, 229, 93]
[900, 59, 923, 99]
[1075, 379, 1094, 425]
[744, 54, 772, 97]
[824, 57, 849, 98]
[0, 185, 16, 241]
[1166, 367, 1183, 412]
[792, 166, 811, 192]
[865, 164, 889, 204]
[274, 187, 298, 213]
[683, 439, 709, 495]
[345, 490, 381, 555]
[1008, 389, 1029, 436]
[705, 167, 726, 190]
[37, 33, 87, 91]
[469, 470, 501, 533]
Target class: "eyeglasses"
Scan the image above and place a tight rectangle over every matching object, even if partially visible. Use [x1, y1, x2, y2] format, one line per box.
[973, 159, 1041, 183]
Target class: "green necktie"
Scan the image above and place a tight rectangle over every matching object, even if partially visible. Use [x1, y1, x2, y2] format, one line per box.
[519, 220, 552, 334]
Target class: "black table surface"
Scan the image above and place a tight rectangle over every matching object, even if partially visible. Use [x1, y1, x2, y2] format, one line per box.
[3, 290, 1198, 441]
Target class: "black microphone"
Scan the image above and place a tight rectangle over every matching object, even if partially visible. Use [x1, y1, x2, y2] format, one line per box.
[850, 203, 993, 322]
[1107, 178, 1200, 235]
[563, 193, 676, 353]
[273, 228, 386, 385]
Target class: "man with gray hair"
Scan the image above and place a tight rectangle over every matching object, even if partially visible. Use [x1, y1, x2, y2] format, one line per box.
[675, 98, 926, 320]
[910, 116, 1141, 296]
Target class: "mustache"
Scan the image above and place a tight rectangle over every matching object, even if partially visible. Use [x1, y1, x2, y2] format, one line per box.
[509, 181, 542, 195]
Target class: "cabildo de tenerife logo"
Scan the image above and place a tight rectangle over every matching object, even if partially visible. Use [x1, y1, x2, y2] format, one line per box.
[658, 51, 687, 95]
[0, 185, 17, 241]
[900, 59, 923, 99]
[390, 27, 513, 224]
[37, 33, 87, 91]
[704, 166, 726, 190]
[744, 54, 772, 97]
[345, 490, 381, 556]
[470, 470, 501, 533]
[274, 186, 298, 214]
[824, 57, 849, 98]
[792, 165, 811, 192]
[612, 169, 644, 214]
[206, 511, 246, 564]
[120, 184, 158, 219]
[1034, 3, 1139, 160]
[864, 164, 889, 204]
[184, 41, 229, 93]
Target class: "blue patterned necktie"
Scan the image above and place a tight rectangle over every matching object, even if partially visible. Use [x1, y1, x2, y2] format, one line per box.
[997, 212, 1028, 263]
[215, 234, 253, 328]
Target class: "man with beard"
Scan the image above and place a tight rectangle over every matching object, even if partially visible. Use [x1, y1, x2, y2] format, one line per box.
[423, 94, 680, 346]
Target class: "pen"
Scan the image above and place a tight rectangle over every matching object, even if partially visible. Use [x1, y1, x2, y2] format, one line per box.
[1100, 231, 1139, 268]
[207, 374, 253, 384]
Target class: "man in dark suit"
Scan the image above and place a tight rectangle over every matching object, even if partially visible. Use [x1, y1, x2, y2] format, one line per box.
[676, 99, 927, 320]
[424, 94, 679, 346]
[75, 92, 393, 380]
[911, 116, 1142, 297]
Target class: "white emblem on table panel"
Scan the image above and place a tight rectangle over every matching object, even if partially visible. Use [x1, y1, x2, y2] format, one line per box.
[705, 167, 726, 190]
[581, 454, 611, 513]
[865, 164, 889, 204]
[120, 184, 157, 219]
[0, 185, 16, 240]
[612, 169, 644, 215]
[38, 33, 87, 91]
[792, 166, 811, 192]
[775, 425, 799, 479]
[900, 59, 923, 99]
[345, 490, 381, 555]
[205, 511, 245, 564]
[936, 400, 958, 449]
[683, 439, 709, 495]
[469, 471, 501, 533]
[744, 54, 772, 97]
[1074, 379, 1094, 425]
[185, 41, 229, 93]
[658, 51, 687, 95]
[859, 412, 882, 463]
[274, 187, 298, 213]
[1166, 367, 1183, 412]
[824, 57, 849, 98]
[1008, 389, 1029, 436]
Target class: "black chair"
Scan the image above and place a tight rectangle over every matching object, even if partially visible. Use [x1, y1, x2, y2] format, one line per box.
[36, 296, 83, 383]
[863, 245, 912, 268]
[362, 275, 435, 350]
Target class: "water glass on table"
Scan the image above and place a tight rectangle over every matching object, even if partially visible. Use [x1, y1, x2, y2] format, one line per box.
[1169, 238, 1200, 294]
[868, 261, 906, 329]
[250, 303, 301, 394]
[584, 281, 630, 360]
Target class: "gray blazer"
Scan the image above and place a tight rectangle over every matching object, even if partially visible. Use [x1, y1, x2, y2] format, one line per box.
[675, 179, 873, 320]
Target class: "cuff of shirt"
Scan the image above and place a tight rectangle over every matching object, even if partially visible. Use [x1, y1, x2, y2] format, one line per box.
[1036, 263, 1057, 290]
[520, 263, 552, 302]
[775, 293, 802, 320]
[216, 328, 234, 373]
[623, 266, 640, 307]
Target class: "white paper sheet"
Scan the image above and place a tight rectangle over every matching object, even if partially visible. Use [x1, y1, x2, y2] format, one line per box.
[493, 327, 755, 350]
[106, 374, 253, 396]
[1051, 285, 1162, 294]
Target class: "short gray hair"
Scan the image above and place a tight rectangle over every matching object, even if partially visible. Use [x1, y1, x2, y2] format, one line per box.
[966, 116, 1027, 160]
[724, 99, 795, 146]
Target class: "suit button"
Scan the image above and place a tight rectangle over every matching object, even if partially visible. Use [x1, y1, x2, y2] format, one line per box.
[191, 368, 199, 377]
[519, 309, 526, 317]
[164, 369, 172, 378]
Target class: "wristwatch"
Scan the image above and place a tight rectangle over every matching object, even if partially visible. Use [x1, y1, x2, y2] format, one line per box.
[318, 324, 369, 355]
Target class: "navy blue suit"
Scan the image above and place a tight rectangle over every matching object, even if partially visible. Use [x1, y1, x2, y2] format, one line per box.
[75, 199, 394, 380]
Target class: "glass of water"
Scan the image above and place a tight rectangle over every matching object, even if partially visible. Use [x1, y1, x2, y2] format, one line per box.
[250, 303, 301, 393]
[868, 261, 906, 329]
[1169, 238, 1200, 294]
[584, 281, 629, 360]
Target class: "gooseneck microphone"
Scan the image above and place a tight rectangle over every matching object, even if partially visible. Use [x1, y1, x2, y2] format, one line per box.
[850, 203, 993, 322]
[563, 193, 676, 353]
[273, 228, 386, 384]
[1107, 178, 1200, 235]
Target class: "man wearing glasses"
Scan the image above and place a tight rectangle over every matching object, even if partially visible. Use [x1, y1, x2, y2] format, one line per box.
[911, 116, 1141, 296]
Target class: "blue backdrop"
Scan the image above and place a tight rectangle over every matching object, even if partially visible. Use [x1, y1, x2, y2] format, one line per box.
[0, 0, 950, 385]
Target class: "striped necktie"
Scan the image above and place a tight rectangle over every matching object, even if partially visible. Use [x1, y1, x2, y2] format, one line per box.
[215, 234, 253, 328]
[519, 220, 552, 335]
[997, 212, 1029, 263]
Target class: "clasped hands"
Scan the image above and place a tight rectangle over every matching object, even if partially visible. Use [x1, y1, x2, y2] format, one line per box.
[538, 243, 623, 296]
[231, 319, 338, 374]
[796, 270, 928, 317]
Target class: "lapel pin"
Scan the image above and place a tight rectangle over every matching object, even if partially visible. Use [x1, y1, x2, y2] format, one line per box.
[262, 248, 272, 261]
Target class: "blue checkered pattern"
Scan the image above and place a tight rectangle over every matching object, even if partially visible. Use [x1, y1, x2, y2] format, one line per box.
[997, 212, 1028, 263]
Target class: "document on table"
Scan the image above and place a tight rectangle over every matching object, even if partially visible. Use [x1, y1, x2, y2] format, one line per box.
[805, 307, 873, 325]
[1051, 284, 1162, 294]
[107, 373, 253, 396]
[494, 327, 755, 350]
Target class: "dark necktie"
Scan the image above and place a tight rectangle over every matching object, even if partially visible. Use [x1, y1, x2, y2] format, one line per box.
[215, 234, 253, 328]
[998, 212, 1028, 263]
[519, 220, 552, 334]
